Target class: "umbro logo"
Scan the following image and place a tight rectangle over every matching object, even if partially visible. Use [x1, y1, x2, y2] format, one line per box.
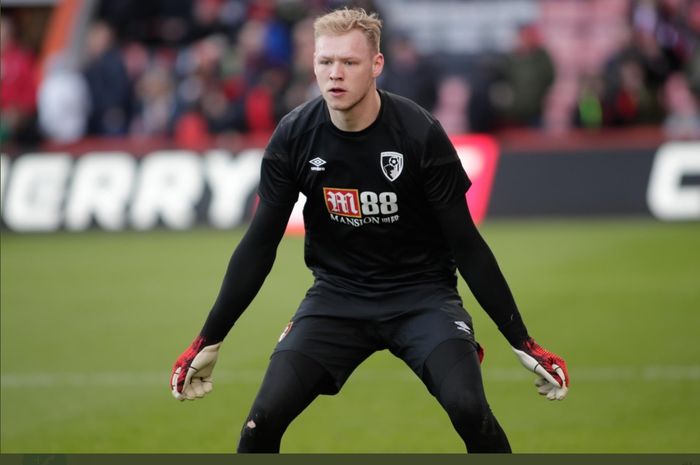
[454, 321, 472, 334]
[309, 157, 326, 171]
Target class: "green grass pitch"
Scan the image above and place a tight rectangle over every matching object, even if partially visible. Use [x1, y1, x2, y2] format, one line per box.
[1, 218, 699, 453]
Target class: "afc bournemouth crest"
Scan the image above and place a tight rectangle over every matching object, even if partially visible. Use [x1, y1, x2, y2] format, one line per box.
[380, 151, 404, 181]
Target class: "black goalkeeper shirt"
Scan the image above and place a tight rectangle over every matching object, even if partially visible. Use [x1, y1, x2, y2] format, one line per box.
[259, 90, 471, 300]
[200, 90, 528, 343]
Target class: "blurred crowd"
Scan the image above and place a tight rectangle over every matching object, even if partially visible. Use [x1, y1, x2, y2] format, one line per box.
[1, 0, 699, 149]
[571, 0, 700, 139]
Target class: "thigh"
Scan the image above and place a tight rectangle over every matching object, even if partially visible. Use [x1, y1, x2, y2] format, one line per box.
[248, 349, 332, 418]
[421, 338, 484, 398]
[382, 301, 479, 382]
[239, 350, 333, 453]
[272, 315, 378, 394]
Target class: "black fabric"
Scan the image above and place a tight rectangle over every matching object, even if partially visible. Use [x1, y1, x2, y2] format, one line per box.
[237, 350, 334, 453]
[200, 201, 294, 343]
[198, 89, 526, 344]
[433, 197, 529, 347]
[258, 90, 471, 300]
[239, 336, 511, 453]
[273, 297, 476, 392]
[422, 339, 511, 453]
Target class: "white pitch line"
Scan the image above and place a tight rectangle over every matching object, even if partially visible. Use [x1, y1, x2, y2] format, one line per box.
[1, 365, 699, 389]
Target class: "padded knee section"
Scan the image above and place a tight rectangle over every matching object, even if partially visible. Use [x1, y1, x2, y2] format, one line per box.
[423, 339, 511, 453]
[438, 370, 492, 435]
[237, 350, 332, 453]
[237, 407, 281, 453]
[437, 362, 511, 453]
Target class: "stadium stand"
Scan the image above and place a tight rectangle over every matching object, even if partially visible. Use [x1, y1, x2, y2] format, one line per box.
[1, 0, 699, 151]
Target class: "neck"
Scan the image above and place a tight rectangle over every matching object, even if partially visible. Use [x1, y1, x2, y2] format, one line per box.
[329, 87, 381, 132]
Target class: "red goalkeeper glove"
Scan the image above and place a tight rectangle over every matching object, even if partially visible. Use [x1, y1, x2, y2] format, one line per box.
[511, 337, 569, 400]
[170, 336, 221, 401]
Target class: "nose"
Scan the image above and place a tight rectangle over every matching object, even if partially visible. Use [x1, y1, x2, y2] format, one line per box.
[329, 62, 343, 80]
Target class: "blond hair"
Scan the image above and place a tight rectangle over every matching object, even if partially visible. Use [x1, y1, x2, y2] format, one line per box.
[313, 7, 383, 53]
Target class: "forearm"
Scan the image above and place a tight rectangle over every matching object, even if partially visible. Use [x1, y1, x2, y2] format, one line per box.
[436, 199, 529, 346]
[199, 202, 293, 343]
[199, 234, 277, 343]
[453, 230, 529, 346]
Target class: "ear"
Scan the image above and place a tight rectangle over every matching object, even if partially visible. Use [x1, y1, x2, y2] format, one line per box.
[372, 52, 384, 78]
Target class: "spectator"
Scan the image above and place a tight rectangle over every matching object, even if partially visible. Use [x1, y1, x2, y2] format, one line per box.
[185, 0, 235, 43]
[130, 65, 178, 136]
[283, 17, 319, 112]
[45, 0, 699, 144]
[467, 55, 502, 133]
[174, 109, 211, 150]
[121, 40, 151, 82]
[235, 18, 273, 83]
[606, 25, 671, 101]
[173, 34, 241, 133]
[662, 71, 700, 139]
[83, 21, 133, 136]
[605, 57, 662, 126]
[432, 75, 471, 134]
[37, 56, 90, 143]
[241, 66, 289, 134]
[380, 32, 437, 112]
[632, 0, 695, 75]
[201, 81, 239, 134]
[0, 15, 39, 146]
[687, 2, 700, 98]
[572, 73, 606, 130]
[494, 23, 555, 128]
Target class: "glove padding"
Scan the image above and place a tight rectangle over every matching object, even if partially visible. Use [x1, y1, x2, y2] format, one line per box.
[170, 336, 221, 401]
[511, 337, 569, 401]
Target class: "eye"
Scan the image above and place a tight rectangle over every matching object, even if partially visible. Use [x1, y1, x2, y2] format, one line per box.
[344, 60, 355, 66]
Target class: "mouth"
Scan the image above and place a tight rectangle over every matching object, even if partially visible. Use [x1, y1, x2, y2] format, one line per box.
[328, 87, 347, 97]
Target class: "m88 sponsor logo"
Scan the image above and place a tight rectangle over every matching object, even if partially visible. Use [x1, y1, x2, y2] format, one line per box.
[323, 187, 400, 227]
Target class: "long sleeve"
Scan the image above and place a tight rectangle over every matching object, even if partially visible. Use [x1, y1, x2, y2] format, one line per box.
[434, 197, 529, 346]
[199, 201, 294, 343]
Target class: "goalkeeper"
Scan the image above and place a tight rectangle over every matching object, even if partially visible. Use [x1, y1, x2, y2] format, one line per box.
[170, 7, 568, 453]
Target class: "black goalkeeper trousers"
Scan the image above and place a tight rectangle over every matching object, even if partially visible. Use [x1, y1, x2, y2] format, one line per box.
[236, 338, 511, 453]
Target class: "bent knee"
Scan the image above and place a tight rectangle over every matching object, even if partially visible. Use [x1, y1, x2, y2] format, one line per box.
[241, 408, 274, 435]
[441, 391, 491, 424]
[238, 409, 282, 453]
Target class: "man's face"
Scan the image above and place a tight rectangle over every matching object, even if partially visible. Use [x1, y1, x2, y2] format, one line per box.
[314, 29, 383, 112]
